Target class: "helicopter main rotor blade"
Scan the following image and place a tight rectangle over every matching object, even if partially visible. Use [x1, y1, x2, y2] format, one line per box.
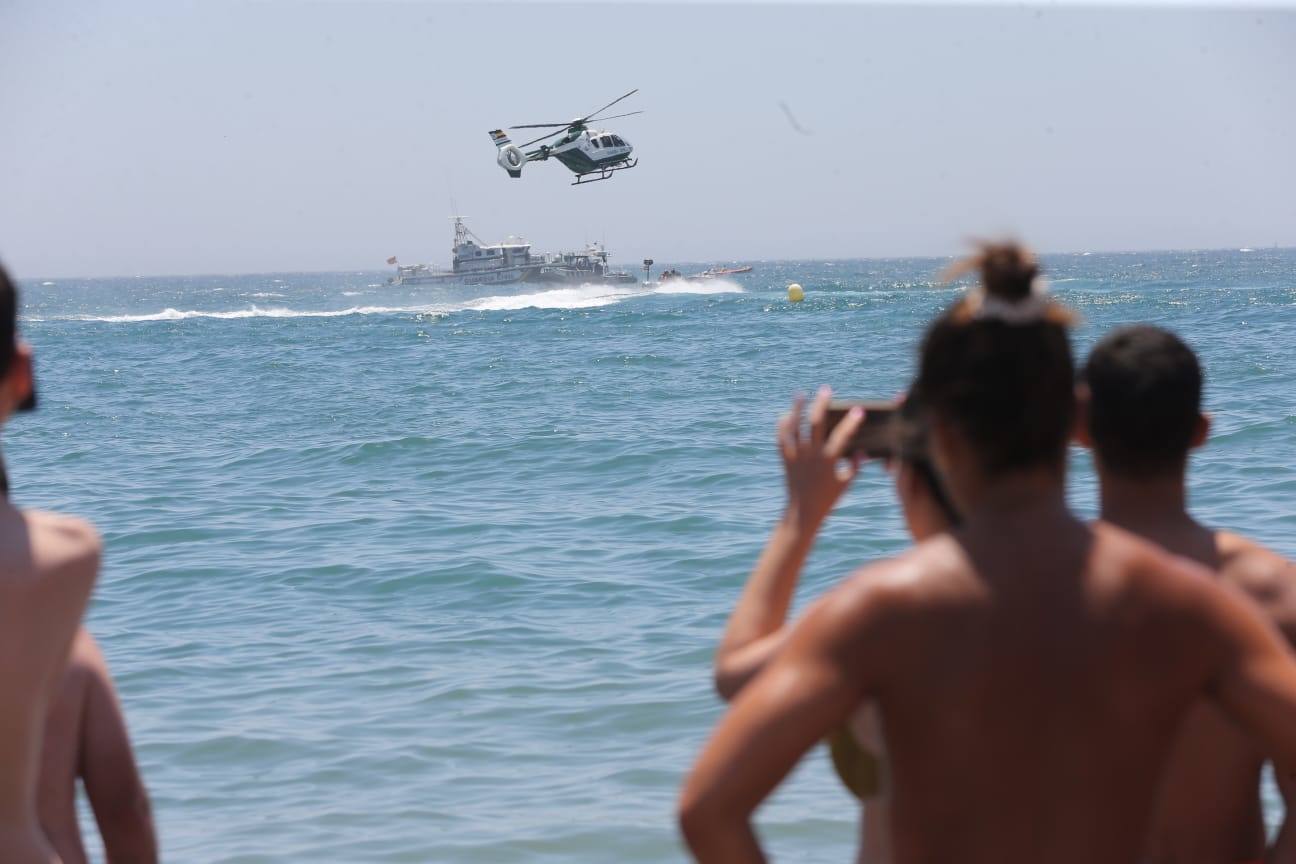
[518, 128, 568, 149]
[580, 89, 638, 124]
[587, 110, 642, 124]
[510, 123, 572, 130]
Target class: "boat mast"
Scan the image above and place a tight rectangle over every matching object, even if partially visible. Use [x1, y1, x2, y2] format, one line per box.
[449, 215, 487, 248]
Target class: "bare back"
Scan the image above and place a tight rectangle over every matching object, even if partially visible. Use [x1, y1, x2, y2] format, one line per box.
[864, 520, 1220, 862]
[0, 506, 99, 864]
[1141, 527, 1296, 864]
[677, 510, 1294, 863]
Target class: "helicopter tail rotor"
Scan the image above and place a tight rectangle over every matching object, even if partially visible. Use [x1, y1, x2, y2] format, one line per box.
[488, 130, 527, 178]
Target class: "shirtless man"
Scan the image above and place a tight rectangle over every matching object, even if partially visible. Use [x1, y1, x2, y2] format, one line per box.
[678, 243, 1296, 863]
[38, 629, 156, 864]
[1078, 324, 1296, 864]
[0, 262, 101, 863]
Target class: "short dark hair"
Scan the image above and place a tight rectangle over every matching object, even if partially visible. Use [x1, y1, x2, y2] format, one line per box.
[0, 262, 17, 379]
[0, 261, 34, 412]
[1081, 325, 1202, 477]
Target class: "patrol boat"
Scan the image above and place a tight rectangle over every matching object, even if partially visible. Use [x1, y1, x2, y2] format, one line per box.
[390, 218, 635, 286]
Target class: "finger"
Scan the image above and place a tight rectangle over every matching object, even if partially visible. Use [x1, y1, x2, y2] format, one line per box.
[825, 405, 864, 461]
[788, 392, 806, 450]
[809, 385, 832, 447]
[836, 453, 864, 486]
[777, 410, 798, 462]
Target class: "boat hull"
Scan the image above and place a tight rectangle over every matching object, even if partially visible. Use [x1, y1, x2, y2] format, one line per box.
[396, 266, 635, 287]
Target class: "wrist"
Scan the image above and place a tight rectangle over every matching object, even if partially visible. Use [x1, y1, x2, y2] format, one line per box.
[780, 505, 824, 537]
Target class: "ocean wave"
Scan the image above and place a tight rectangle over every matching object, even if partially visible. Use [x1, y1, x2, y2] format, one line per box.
[82, 305, 442, 323]
[471, 280, 744, 311]
[62, 280, 747, 322]
[470, 285, 643, 311]
[654, 278, 743, 296]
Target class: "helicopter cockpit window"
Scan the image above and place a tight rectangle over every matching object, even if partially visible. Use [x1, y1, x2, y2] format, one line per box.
[611, 136, 624, 147]
[591, 137, 601, 148]
[601, 136, 613, 147]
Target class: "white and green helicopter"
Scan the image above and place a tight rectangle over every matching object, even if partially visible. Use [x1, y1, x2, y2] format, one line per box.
[489, 90, 641, 186]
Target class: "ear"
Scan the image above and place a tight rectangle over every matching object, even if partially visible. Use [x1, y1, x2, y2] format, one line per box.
[928, 416, 962, 477]
[3, 343, 33, 413]
[1189, 412, 1210, 450]
[1072, 383, 1094, 448]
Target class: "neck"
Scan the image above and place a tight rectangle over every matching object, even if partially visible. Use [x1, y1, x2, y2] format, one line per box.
[1098, 468, 1192, 532]
[956, 466, 1070, 523]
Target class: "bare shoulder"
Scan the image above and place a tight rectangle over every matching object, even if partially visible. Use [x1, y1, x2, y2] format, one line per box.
[832, 536, 969, 612]
[799, 537, 973, 666]
[1216, 531, 1294, 586]
[17, 510, 101, 590]
[1088, 520, 1219, 609]
[26, 510, 100, 558]
[1215, 530, 1296, 642]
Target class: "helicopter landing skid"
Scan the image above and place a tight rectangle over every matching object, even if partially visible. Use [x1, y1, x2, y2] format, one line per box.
[572, 159, 638, 186]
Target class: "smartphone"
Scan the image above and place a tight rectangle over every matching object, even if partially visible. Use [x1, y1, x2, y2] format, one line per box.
[824, 400, 900, 459]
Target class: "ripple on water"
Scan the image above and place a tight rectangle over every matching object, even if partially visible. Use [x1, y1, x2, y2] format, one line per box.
[11, 252, 1296, 860]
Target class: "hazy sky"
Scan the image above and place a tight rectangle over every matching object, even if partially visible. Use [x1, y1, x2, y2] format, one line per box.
[2, 1, 1294, 277]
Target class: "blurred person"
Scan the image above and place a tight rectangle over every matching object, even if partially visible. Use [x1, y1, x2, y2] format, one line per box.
[1079, 324, 1296, 864]
[678, 243, 1296, 863]
[713, 391, 956, 864]
[0, 260, 101, 863]
[37, 627, 157, 864]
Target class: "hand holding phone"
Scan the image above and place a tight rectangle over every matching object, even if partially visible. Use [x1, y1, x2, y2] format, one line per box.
[824, 401, 900, 460]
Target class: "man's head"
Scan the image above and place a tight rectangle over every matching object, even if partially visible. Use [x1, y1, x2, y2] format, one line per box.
[0, 261, 35, 420]
[1079, 325, 1206, 478]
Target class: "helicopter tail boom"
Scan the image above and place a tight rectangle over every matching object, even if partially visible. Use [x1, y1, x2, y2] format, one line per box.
[488, 130, 526, 179]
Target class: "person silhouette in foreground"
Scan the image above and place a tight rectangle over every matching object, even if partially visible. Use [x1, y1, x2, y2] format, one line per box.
[38, 626, 157, 864]
[713, 391, 955, 864]
[0, 261, 101, 863]
[1, 456, 156, 864]
[678, 242, 1296, 863]
[1078, 325, 1296, 864]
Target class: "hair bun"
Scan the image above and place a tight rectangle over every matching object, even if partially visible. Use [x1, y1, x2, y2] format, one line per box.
[940, 239, 1075, 327]
[977, 242, 1037, 302]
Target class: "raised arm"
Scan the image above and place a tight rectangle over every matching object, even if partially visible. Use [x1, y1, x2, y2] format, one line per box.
[683, 578, 882, 862]
[714, 389, 863, 700]
[78, 632, 158, 864]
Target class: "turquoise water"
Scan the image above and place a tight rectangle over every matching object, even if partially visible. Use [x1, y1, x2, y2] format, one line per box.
[13, 249, 1296, 862]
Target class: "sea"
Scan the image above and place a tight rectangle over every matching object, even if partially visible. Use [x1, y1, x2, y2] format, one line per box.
[12, 248, 1296, 862]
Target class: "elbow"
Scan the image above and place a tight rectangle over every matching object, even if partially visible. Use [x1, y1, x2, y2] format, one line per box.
[677, 786, 745, 861]
[677, 789, 710, 852]
[712, 657, 743, 703]
[712, 666, 737, 703]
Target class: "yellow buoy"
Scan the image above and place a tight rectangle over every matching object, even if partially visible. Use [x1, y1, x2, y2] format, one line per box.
[787, 283, 805, 303]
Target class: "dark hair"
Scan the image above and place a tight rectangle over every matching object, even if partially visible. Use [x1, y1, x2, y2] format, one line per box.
[915, 242, 1076, 475]
[0, 263, 18, 379]
[1081, 325, 1202, 477]
[895, 392, 959, 524]
[0, 262, 34, 412]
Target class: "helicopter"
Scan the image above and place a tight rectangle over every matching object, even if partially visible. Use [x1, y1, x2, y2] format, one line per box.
[489, 90, 641, 186]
